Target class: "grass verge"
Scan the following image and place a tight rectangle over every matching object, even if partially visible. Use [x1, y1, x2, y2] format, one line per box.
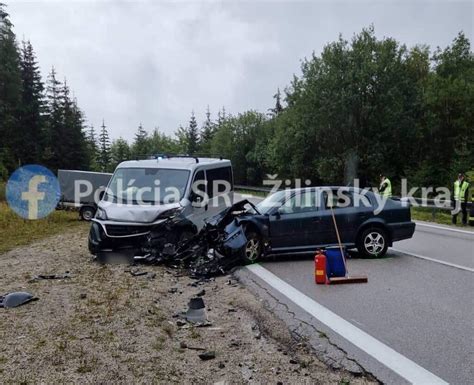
[0, 181, 5, 202]
[0, 202, 87, 254]
[236, 188, 268, 198]
[411, 206, 464, 226]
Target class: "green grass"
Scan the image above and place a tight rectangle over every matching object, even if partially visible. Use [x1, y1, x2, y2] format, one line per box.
[0, 202, 86, 254]
[411, 206, 458, 226]
[0, 181, 5, 202]
[235, 188, 269, 198]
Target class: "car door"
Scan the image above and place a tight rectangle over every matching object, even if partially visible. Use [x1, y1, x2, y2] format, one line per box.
[269, 190, 318, 251]
[316, 189, 373, 245]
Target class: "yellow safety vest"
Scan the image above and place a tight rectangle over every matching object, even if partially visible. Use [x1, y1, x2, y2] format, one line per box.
[380, 178, 392, 197]
[454, 180, 469, 202]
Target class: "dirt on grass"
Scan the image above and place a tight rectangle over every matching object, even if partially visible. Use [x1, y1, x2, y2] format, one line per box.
[0, 227, 376, 384]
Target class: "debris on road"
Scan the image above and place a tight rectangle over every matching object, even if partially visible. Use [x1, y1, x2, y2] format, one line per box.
[179, 341, 206, 351]
[0, 229, 377, 384]
[198, 351, 216, 360]
[0, 291, 38, 308]
[125, 200, 258, 277]
[185, 297, 208, 324]
[29, 272, 71, 282]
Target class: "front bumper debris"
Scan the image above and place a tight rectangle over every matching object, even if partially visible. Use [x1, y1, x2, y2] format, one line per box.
[88, 200, 254, 277]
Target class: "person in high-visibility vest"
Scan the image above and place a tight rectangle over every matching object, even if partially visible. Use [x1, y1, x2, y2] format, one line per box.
[379, 174, 392, 198]
[452, 172, 470, 225]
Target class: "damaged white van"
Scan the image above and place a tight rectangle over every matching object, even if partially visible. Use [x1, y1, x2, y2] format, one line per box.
[88, 156, 233, 256]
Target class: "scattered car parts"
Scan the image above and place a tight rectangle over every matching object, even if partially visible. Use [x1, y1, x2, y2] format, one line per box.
[0, 292, 38, 308]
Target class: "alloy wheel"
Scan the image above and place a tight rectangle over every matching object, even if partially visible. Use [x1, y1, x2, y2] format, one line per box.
[364, 231, 385, 256]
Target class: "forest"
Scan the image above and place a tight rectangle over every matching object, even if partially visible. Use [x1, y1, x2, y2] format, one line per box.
[1, 4, 472, 192]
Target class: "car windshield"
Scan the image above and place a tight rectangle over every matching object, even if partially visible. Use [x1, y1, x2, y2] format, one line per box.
[254, 190, 290, 214]
[106, 168, 190, 204]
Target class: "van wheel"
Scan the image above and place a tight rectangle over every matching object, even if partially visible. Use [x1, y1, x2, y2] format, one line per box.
[357, 227, 388, 258]
[80, 206, 95, 221]
[244, 231, 261, 263]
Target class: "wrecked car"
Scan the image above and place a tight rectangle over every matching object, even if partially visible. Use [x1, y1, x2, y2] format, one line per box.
[137, 199, 258, 276]
[225, 187, 416, 259]
[88, 156, 234, 257]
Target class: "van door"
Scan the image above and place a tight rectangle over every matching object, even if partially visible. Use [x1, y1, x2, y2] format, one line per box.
[205, 166, 234, 219]
[186, 169, 208, 229]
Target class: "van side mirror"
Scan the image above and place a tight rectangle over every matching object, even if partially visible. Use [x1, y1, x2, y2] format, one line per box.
[99, 190, 105, 201]
[189, 191, 202, 203]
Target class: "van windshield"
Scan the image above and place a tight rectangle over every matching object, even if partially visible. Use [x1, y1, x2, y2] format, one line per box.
[106, 168, 190, 204]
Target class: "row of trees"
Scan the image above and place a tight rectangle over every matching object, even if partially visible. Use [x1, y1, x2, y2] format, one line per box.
[89, 106, 227, 173]
[1, 2, 472, 190]
[0, 4, 91, 178]
[195, 28, 473, 190]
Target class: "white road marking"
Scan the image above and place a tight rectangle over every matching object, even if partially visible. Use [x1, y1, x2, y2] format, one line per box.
[414, 221, 474, 235]
[391, 248, 474, 272]
[246, 264, 449, 385]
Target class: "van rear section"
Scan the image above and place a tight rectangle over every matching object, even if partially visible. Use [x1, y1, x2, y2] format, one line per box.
[57, 169, 112, 220]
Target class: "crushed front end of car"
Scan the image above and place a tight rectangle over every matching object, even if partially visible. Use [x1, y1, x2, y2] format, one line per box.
[136, 200, 256, 277]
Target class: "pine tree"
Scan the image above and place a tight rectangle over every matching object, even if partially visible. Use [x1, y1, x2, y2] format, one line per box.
[0, 3, 22, 172]
[217, 106, 227, 127]
[86, 124, 99, 170]
[175, 125, 188, 153]
[110, 137, 130, 168]
[18, 40, 45, 164]
[44, 67, 63, 170]
[200, 106, 214, 155]
[187, 111, 199, 155]
[98, 119, 111, 172]
[132, 123, 149, 158]
[269, 88, 283, 116]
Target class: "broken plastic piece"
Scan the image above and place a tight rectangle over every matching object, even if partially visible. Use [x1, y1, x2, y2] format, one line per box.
[0, 292, 38, 308]
[30, 272, 71, 282]
[198, 351, 216, 360]
[185, 297, 207, 324]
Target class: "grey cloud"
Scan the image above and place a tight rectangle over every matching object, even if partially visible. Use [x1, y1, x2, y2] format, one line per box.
[8, 1, 473, 141]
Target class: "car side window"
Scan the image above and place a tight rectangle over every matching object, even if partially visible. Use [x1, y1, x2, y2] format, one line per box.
[323, 190, 354, 209]
[206, 166, 233, 198]
[322, 190, 372, 209]
[192, 170, 206, 196]
[279, 191, 319, 214]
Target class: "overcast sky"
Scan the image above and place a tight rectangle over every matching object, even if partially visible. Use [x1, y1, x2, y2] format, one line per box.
[7, 0, 473, 141]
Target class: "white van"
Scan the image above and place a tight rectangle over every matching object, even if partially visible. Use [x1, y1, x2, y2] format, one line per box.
[88, 156, 233, 254]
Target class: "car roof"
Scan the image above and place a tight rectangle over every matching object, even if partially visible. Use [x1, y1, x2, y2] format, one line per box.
[116, 157, 231, 171]
[273, 186, 372, 194]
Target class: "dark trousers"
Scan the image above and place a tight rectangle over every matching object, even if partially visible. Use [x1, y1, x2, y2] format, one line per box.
[452, 201, 468, 225]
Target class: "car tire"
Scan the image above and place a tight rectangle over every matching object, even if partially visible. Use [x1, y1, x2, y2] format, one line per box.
[357, 227, 388, 258]
[80, 206, 96, 221]
[244, 231, 261, 264]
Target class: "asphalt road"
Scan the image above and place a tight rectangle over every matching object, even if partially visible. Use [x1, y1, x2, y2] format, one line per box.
[237, 194, 474, 384]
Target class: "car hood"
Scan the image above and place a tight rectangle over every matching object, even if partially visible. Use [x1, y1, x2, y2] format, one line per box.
[204, 199, 256, 228]
[98, 201, 182, 223]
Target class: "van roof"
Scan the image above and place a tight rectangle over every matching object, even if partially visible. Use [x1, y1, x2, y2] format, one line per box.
[116, 157, 231, 171]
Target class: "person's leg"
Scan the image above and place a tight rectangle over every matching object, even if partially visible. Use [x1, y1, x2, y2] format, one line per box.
[452, 200, 458, 224]
[461, 202, 468, 225]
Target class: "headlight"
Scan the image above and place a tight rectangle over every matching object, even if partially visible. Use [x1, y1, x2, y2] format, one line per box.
[156, 207, 184, 220]
[95, 207, 108, 220]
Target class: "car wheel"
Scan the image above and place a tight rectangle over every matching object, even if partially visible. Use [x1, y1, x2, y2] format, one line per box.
[244, 231, 261, 263]
[80, 206, 95, 221]
[357, 227, 388, 258]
